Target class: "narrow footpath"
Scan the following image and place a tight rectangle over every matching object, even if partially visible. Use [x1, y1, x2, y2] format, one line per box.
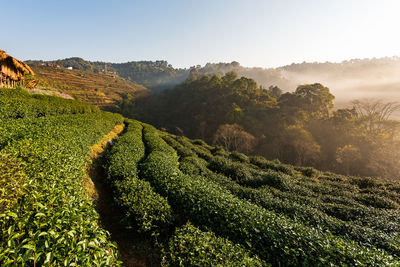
[84, 123, 160, 267]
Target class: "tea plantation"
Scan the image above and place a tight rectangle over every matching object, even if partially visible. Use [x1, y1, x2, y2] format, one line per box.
[1, 88, 400, 266]
[0, 89, 122, 265]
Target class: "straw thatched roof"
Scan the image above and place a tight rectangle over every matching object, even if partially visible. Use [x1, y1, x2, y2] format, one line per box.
[0, 50, 34, 81]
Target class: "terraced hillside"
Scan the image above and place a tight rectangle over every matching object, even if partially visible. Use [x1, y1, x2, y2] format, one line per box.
[2, 88, 400, 266]
[30, 65, 148, 107]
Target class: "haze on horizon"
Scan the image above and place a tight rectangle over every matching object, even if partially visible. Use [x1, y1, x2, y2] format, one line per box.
[2, 0, 400, 69]
[3, 0, 400, 115]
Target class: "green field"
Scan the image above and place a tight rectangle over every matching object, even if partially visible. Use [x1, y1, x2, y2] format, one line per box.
[0, 89, 122, 265]
[1, 88, 400, 266]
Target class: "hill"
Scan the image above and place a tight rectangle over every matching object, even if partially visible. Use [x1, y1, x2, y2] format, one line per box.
[26, 56, 400, 108]
[26, 58, 187, 93]
[28, 64, 148, 108]
[1, 87, 400, 266]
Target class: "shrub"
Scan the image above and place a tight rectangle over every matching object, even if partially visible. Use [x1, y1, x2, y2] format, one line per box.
[211, 145, 230, 157]
[191, 138, 208, 147]
[162, 135, 196, 158]
[141, 150, 398, 265]
[142, 124, 177, 157]
[179, 156, 208, 176]
[356, 194, 398, 209]
[250, 156, 296, 176]
[139, 130, 398, 266]
[350, 176, 382, 189]
[0, 153, 26, 211]
[294, 166, 320, 178]
[229, 151, 249, 163]
[201, 171, 400, 256]
[208, 156, 293, 190]
[175, 136, 213, 160]
[162, 223, 265, 267]
[0, 88, 98, 120]
[0, 112, 123, 265]
[113, 176, 173, 234]
[106, 120, 145, 180]
[105, 119, 173, 235]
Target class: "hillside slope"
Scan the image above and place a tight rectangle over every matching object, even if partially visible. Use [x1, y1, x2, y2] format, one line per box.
[0, 89, 123, 265]
[30, 65, 148, 108]
[2, 88, 400, 266]
[103, 118, 400, 266]
[27, 59, 187, 92]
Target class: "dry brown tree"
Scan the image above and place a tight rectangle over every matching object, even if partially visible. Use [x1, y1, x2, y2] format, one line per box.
[213, 124, 256, 153]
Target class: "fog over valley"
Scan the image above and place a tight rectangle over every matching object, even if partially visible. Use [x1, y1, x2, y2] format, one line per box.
[192, 57, 400, 117]
[279, 57, 400, 111]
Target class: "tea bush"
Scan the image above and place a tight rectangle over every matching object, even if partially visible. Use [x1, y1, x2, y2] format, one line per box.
[3, 91, 400, 265]
[140, 131, 399, 266]
[162, 223, 265, 267]
[0, 153, 26, 211]
[0, 112, 123, 266]
[0, 88, 98, 120]
[105, 119, 173, 234]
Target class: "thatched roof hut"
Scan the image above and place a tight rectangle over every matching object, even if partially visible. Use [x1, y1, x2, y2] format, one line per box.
[0, 50, 34, 87]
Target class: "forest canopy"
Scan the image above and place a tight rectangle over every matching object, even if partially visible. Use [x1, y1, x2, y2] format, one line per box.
[120, 72, 400, 180]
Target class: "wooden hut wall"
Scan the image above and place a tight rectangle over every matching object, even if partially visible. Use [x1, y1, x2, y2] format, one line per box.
[0, 50, 34, 88]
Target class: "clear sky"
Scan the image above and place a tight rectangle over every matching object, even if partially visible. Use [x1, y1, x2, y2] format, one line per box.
[2, 0, 400, 68]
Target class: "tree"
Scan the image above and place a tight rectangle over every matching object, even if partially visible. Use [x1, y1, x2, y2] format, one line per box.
[187, 68, 200, 81]
[336, 145, 361, 175]
[225, 103, 243, 123]
[280, 125, 320, 166]
[268, 85, 282, 98]
[352, 99, 400, 136]
[213, 124, 256, 153]
[332, 108, 358, 123]
[364, 142, 400, 179]
[294, 83, 334, 118]
[222, 71, 238, 85]
[119, 93, 136, 116]
[277, 92, 310, 126]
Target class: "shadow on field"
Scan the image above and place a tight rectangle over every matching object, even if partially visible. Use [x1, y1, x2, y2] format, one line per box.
[87, 147, 161, 267]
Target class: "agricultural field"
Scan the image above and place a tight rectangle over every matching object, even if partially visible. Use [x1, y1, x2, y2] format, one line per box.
[0, 89, 123, 265]
[0, 88, 98, 120]
[104, 119, 400, 266]
[2, 88, 400, 266]
[29, 65, 148, 108]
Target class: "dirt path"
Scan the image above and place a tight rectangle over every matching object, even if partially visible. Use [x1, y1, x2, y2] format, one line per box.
[84, 124, 160, 267]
